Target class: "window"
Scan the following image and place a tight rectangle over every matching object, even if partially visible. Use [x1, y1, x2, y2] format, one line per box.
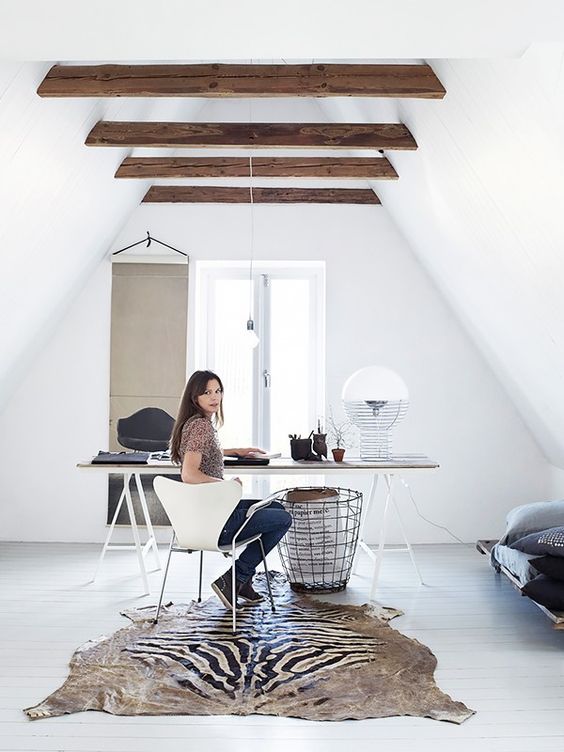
[195, 262, 325, 461]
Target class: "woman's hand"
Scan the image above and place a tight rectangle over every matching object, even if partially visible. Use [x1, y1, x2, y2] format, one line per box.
[239, 447, 265, 457]
[224, 447, 265, 458]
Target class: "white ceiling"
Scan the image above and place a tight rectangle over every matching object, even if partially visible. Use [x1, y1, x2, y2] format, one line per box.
[2, 0, 564, 60]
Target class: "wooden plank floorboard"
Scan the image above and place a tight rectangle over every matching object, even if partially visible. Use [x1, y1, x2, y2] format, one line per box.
[0, 743, 562, 752]
[1, 542, 563, 749]
[4, 709, 564, 729]
[5, 714, 564, 733]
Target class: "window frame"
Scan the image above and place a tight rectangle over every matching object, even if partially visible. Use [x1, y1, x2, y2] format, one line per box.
[193, 260, 326, 450]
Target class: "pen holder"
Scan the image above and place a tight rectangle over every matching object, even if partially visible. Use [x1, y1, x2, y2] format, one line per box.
[290, 438, 313, 461]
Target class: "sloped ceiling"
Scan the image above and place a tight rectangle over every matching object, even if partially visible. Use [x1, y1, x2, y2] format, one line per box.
[2, 4, 564, 466]
[0, 62, 206, 407]
[317, 43, 564, 465]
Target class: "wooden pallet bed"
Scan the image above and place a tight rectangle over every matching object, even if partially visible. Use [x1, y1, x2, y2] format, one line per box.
[477, 539, 564, 630]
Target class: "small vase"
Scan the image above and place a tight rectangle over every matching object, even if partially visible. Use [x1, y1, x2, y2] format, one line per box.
[332, 448, 345, 462]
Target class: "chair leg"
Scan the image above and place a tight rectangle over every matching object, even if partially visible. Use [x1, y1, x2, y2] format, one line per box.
[154, 534, 175, 624]
[259, 538, 276, 613]
[198, 551, 204, 603]
[231, 542, 237, 633]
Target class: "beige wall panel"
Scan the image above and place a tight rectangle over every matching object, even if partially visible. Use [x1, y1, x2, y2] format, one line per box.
[109, 262, 188, 449]
[110, 266, 188, 397]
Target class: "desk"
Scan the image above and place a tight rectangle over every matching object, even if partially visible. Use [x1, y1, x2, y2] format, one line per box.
[78, 455, 438, 597]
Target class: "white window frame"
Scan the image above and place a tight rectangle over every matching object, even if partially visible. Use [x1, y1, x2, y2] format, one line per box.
[193, 260, 325, 450]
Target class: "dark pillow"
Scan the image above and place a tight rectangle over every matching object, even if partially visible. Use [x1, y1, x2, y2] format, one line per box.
[530, 556, 564, 582]
[498, 501, 564, 546]
[511, 526, 564, 557]
[522, 575, 564, 611]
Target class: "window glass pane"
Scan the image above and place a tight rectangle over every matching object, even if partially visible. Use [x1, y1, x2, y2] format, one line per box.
[212, 279, 254, 452]
[269, 278, 312, 453]
[199, 266, 323, 497]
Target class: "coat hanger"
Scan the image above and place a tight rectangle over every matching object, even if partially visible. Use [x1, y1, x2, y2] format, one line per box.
[113, 231, 188, 257]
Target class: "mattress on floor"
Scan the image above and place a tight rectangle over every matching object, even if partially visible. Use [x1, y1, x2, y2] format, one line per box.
[490, 542, 539, 586]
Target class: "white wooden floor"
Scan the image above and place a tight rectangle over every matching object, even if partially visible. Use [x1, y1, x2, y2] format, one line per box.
[1, 541, 563, 752]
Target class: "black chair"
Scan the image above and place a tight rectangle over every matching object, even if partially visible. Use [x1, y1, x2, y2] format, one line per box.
[117, 407, 175, 452]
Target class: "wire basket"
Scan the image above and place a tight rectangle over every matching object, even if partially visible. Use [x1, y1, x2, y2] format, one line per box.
[275, 486, 363, 593]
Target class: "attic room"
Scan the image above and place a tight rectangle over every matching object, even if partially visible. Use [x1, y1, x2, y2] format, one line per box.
[2, 1, 564, 749]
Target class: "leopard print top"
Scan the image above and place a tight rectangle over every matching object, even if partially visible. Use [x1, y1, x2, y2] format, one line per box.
[179, 416, 224, 479]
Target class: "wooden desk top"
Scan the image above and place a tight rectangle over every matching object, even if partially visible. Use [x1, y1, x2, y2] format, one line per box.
[78, 455, 439, 475]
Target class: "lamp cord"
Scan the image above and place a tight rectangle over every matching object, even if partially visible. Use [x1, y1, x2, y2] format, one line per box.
[398, 478, 471, 546]
[248, 155, 254, 321]
[248, 82, 255, 323]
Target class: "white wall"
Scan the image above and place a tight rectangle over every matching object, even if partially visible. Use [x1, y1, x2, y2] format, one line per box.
[111, 202, 548, 545]
[0, 260, 112, 542]
[548, 464, 564, 499]
[0, 200, 551, 544]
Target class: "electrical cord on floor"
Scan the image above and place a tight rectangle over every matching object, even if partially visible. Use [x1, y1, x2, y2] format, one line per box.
[398, 478, 472, 546]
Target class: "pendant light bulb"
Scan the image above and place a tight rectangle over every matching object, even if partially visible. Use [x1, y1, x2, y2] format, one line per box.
[244, 156, 259, 349]
[245, 318, 259, 349]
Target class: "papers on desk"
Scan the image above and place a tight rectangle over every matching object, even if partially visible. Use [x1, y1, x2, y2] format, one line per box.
[149, 451, 171, 461]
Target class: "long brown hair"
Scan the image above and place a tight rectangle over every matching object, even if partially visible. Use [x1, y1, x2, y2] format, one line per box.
[169, 370, 225, 464]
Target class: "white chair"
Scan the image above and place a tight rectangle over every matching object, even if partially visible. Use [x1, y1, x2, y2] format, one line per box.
[152, 476, 275, 632]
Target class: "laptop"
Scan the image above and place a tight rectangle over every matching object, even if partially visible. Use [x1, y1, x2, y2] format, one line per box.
[223, 456, 270, 466]
[92, 451, 150, 464]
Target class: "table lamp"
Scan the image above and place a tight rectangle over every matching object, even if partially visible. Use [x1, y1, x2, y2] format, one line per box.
[342, 366, 409, 459]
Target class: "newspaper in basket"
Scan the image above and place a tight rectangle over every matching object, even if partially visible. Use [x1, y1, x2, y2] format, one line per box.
[277, 486, 362, 593]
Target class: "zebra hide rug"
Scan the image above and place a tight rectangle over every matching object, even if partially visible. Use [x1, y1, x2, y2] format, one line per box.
[25, 573, 474, 723]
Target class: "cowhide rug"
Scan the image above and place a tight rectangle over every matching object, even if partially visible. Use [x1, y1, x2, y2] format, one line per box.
[25, 573, 474, 723]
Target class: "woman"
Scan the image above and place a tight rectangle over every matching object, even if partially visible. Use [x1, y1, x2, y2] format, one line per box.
[170, 370, 292, 609]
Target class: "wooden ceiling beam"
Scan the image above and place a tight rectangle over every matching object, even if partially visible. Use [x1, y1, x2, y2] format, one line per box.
[142, 187, 381, 204]
[116, 156, 398, 180]
[87, 122, 417, 150]
[38, 63, 445, 99]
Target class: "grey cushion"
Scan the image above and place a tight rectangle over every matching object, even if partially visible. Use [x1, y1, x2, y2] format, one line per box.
[531, 555, 564, 582]
[490, 543, 539, 586]
[498, 500, 564, 546]
[522, 575, 564, 611]
[511, 526, 564, 557]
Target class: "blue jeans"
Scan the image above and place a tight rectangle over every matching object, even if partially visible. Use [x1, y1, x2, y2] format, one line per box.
[218, 500, 292, 583]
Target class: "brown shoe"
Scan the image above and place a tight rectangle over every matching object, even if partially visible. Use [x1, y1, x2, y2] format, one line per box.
[238, 577, 264, 604]
[211, 570, 241, 610]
